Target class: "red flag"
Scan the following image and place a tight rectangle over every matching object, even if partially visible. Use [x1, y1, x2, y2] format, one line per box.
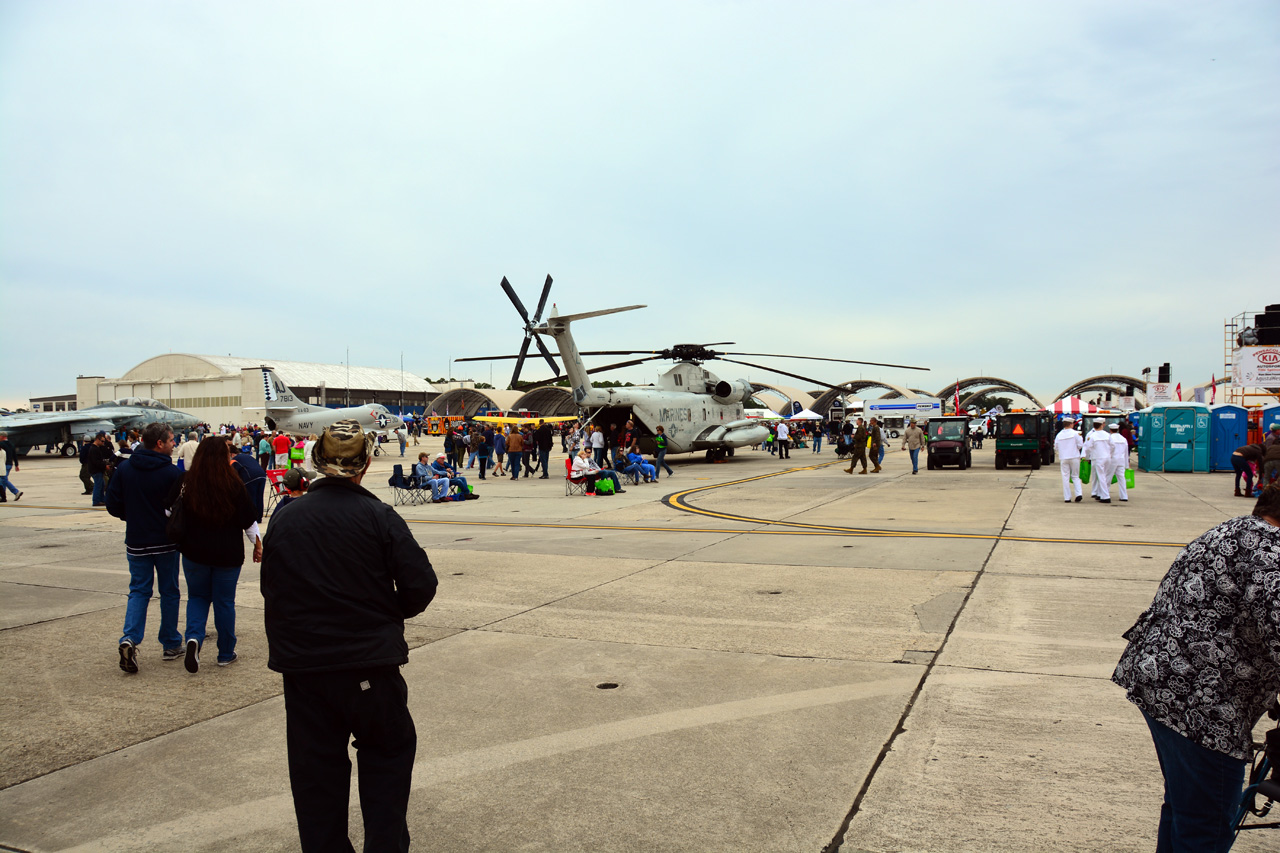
[1210, 375, 1216, 404]
[1175, 382, 1182, 402]
[954, 380, 961, 413]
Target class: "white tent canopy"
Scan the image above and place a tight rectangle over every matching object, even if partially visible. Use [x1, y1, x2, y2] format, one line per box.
[788, 408, 823, 420]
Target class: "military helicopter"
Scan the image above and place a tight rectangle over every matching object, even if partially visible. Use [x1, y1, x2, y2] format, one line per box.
[456, 277, 928, 461]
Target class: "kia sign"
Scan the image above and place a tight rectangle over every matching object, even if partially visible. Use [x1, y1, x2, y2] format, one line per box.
[1233, 346, 1280, 388]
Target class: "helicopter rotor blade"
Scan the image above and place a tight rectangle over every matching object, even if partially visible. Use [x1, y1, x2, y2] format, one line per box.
[510, 335, 533, 389]
[501, 277, 532, 325]
[455, 354, 518, 362]
[584, 356, 663, 375]
[533, 334, 561, 377]
[700, 342, 735, 347]
[716, 357, 849, 393]
[456, 350, 654, 362]
[532, 274, 553, 324]
[725, 352, 929, 371]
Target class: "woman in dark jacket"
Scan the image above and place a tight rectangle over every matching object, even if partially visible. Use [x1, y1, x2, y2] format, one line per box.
[168, 436, 261, 672]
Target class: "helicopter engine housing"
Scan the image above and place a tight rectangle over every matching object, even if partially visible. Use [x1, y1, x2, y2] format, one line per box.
[711, 379, 753, 405]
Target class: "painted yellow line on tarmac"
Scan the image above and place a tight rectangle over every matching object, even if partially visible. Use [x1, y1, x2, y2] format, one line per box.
[660, 460, 1188, 549]
[399, 515, 1184, 548]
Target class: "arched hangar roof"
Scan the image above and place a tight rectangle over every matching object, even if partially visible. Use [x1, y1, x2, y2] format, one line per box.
[120, 353, 438, 394]
[811, 381, 920, 414]
[429, 388, 524, 419]
[1054, 375, 1147, 404]
[748, 384, 814, 411]
[514, 386, 579, 417]
[937, 377, 1045, 409]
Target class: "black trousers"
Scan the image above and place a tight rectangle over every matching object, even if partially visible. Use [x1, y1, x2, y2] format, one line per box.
[778, 439, 790, 458]
[283, 667, 416, 853]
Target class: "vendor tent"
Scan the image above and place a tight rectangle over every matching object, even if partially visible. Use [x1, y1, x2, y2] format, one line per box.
[1050, 398, 1099, 415]
[788, 408, 823, 420]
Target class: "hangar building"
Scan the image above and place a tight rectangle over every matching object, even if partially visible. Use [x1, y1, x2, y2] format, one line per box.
[77, 354, 438, 427]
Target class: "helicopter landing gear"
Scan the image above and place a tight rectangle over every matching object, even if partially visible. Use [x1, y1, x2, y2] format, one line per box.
[705, 448, 730, 462]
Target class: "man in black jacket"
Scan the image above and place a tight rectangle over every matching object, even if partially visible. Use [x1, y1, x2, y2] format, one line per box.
[77, 437, 94, 494]
[262, 419, 437, 853]
[86, 432, 113, 506]
[104, 422, 183, 672]
[534, 420, 554, 479]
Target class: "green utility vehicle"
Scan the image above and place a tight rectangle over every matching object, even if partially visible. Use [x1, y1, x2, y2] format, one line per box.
[926, 417, 972, 469]
[994, 410, 1055, 470]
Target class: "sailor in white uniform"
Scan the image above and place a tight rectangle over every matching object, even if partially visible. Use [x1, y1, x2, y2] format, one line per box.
[1054, 416, 1085, 502]
[1108, 422, 1129, 502]
[1084, 417, 1113, 503]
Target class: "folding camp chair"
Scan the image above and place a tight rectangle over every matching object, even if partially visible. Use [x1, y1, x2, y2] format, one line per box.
[388, 464, 425, 506]
[265, 469, 288, 516]
[564, 457, 590, 496]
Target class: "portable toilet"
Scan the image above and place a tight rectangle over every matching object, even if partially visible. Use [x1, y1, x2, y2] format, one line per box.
[1208, 404, 1248, 472]
[1262, 404, 1280, 444]
[1137, 402, 1212, 472]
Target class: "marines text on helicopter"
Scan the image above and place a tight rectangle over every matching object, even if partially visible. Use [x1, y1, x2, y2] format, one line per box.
[456, 276, 929, 461]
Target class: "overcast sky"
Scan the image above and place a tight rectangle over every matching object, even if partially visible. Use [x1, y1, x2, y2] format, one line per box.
[1, 0, 1275, 409]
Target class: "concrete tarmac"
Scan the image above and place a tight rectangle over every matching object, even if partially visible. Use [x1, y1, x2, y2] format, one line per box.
[0, 440, 1274, 852]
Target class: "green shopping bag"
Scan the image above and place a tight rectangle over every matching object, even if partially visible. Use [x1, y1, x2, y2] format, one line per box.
[1111, 469, 1135, 489]
[1079, 459, 1091, 482]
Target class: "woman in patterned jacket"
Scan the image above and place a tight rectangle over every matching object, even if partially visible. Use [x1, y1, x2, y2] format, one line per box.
[1113, 485, 1280, 852]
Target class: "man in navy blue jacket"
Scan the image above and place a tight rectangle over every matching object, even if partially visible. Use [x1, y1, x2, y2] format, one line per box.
[105, 422, 183, 673]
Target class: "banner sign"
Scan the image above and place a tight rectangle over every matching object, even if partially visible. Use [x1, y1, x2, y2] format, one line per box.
[1232, 346, 1280, 387]
[1147, 383, 1173, 404]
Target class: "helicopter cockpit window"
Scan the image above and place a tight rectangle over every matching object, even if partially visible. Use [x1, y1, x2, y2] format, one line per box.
[931, 421, 967, 440]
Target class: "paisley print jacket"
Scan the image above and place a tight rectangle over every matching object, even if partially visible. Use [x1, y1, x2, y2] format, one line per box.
[1112, 515, 1280, 759]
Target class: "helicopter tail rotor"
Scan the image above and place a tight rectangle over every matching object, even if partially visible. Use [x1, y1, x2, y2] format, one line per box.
[501, 275, 561, 388]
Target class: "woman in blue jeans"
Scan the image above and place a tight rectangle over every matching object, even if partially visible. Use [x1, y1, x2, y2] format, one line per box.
[167, 436, 261, 672]
[1112, 486, 1280, 852]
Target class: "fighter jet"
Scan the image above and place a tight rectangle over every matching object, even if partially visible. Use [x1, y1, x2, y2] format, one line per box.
[0, 398, 201, 456]
[253, 368, 405, 437]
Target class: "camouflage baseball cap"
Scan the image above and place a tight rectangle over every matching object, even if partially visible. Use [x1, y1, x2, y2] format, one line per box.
[311, 419, 372, 478]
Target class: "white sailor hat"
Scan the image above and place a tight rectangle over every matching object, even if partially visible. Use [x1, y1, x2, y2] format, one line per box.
[1108, 423, 1120, 430]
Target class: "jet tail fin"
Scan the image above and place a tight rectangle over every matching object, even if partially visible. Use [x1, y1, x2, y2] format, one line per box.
[260, 368, 321, 413]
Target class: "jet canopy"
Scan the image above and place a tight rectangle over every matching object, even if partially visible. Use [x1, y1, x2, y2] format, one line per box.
[90, 398, 172, 409]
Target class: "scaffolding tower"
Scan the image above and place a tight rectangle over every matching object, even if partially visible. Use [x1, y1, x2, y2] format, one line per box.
[1225, 309, 1279, 407]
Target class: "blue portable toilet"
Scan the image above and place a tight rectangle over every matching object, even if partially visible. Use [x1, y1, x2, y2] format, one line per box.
[1208, 404, 1248, 472]
[1262, 404, 1280, 439]
[1137, 403, 1212, 472]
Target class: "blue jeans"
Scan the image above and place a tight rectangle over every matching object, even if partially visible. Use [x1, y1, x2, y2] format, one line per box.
[538, 448, 550, 474]
[183, 558, 241, 663]
[909, 448, 920, 472]
[656, 448, 673, 476]
[508, 451, 523, 478]
[121, 550, 182, 649]
[877, 445, 885, 466]
[1142, 710, 1245, 853]
[1, 463, 16, 496]
[812, 435, 822, 453]
[92, 472, 106, 505]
